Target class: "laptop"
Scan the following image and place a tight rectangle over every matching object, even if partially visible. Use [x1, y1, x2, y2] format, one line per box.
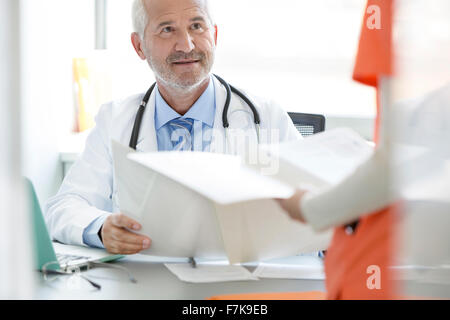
[25, 178, 124, 272]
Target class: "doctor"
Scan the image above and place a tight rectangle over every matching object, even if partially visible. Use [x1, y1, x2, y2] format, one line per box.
[45, 0, 301, 255]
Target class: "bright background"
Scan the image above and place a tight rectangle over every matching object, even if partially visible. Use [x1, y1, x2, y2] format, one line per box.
[19, 0, 375, 206]
[107, 0, 375, 117]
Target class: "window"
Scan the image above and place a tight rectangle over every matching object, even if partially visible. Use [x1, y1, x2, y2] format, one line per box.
[106, 0, 375, 118]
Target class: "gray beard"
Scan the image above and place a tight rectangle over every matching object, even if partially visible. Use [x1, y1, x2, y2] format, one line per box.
[152, 69, 210, 94]
[143, 46, 214, 93]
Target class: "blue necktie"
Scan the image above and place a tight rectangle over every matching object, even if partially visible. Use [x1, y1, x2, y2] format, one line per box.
[169, 118, 194, 151]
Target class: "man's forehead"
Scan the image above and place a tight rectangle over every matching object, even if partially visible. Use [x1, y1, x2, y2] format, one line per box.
[144, 0, 208, 23]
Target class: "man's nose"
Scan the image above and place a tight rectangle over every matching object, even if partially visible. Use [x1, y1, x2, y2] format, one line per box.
[175, 30, 195, 53]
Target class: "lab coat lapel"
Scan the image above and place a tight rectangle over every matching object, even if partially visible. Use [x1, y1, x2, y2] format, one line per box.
[210, 76, 258, 155]
[210, 76, 227, 154]
[135, 89, 158, 152]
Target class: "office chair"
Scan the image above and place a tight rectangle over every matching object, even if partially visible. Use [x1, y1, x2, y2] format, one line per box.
[288, 112, 326, 137]
[287, 113, 326, 259]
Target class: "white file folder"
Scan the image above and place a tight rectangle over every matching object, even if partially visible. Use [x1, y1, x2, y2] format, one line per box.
[112, 128, 372, 264]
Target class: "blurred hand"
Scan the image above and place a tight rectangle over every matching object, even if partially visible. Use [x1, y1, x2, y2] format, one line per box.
[276, 190, 308, 223]
[100, 213, 152, 255]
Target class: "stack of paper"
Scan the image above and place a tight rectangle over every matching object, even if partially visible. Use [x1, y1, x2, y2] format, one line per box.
[164, 256, 325, 283]
[165, 261, 258, 283]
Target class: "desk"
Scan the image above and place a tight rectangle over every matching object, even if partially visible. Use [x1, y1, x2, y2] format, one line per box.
[34, 255, 325, 300]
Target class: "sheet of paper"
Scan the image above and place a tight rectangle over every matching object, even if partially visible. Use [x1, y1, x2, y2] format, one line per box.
[253, 259, 325, 280]
[165, 262, 258, 283]
[112, 141, 227, 259]
[259, 128, 374, 190]
[128, 151, 295, 205]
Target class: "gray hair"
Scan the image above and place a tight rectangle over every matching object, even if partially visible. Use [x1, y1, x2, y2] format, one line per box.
[132, 0, 215, 39]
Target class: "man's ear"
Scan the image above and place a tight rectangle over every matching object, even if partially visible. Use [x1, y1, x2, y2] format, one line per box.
[213, 25, 218, 45]
[131, 32, 147, 60]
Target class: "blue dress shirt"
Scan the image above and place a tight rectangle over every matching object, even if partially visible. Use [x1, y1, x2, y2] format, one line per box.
[154, 78, 216, 152]
[82, 78, 217, 248]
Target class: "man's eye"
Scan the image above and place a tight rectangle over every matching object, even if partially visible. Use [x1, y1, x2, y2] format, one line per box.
[162, 26, 173, 33]
[191, 23, 203, 30]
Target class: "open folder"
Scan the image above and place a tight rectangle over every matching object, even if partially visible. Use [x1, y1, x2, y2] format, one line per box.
[111, 128, 373, 264]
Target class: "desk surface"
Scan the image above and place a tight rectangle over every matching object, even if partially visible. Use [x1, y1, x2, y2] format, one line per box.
[34, 255, 326, 300]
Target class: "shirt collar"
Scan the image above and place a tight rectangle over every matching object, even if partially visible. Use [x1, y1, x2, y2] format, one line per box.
[155, 76, 216, 130]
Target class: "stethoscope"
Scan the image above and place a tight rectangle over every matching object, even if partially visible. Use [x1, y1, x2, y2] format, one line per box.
[129, 74, 261, 150]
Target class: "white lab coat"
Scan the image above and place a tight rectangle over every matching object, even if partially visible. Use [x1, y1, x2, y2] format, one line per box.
[45, 76, 301, 246]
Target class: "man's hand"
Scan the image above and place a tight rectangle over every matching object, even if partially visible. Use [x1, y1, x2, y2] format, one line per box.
[276, 190, 308, 223]
[100, 213, 152, 255]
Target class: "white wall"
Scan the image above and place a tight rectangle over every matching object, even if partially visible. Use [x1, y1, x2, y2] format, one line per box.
[0, 0, 34, 299]
[20, 0, 95, 205]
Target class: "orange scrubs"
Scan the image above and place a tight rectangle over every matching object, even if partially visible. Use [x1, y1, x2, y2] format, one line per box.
[324, 0, 398, 300]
